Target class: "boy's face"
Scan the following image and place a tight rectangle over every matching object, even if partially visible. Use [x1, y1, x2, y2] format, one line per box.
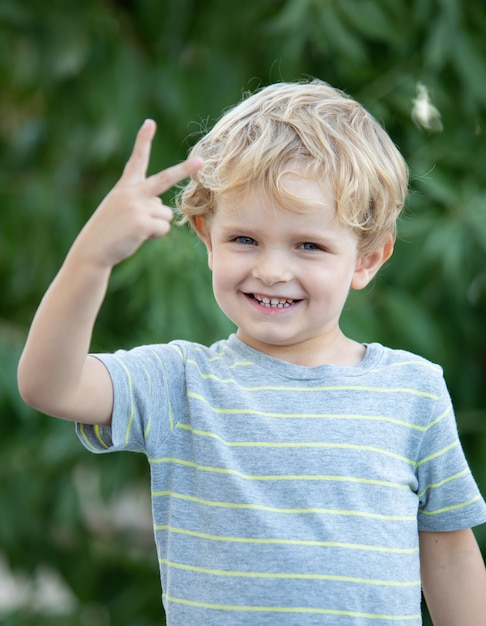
[199, 173, 389, 366]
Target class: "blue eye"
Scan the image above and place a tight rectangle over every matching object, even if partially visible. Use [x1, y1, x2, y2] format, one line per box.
[299, 242, 320, 250]
[235, 236, 256, 245]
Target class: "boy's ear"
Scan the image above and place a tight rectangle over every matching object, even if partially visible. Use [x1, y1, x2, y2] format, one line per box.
[351, 235, 394, 291]
[194, 216, 213, 269]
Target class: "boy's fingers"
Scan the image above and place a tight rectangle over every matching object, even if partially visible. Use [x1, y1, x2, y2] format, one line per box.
[145, 157, 204, 196]
[121, 119, 157, 184]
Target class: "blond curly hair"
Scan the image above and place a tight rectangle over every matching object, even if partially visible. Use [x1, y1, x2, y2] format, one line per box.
[177, 80, 408, 254]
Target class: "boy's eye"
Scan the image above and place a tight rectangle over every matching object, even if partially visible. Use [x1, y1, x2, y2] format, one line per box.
[299, 242, 321, 251]
[234, 236, 256, 245]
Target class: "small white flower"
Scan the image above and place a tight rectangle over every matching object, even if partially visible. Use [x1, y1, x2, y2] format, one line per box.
[411, 83, 443, 132]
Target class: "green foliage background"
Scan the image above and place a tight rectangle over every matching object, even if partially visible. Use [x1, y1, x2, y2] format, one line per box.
[1, 0, 486, 623]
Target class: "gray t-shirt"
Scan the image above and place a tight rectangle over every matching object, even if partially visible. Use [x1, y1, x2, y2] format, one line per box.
[77, 336, 486, 624]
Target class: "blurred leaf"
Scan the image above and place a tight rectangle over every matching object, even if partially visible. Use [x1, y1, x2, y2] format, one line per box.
[338, 0, 395, 42]
[424, 14, 452, 69]
[453, 30, 486, 106]
[2, 0, 486, 623]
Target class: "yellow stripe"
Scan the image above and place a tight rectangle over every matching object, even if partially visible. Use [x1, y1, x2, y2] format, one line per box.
[78, 423, 99, 452]
[160, 558, 420, 587]
[417, 469, 469, 498]
[207, 357, 254, 368]
[186, 369, 439, 398]
[155, 524, 419, 554]
[192, 345, 252, 366]
[113, 357, 136, 445]
[163, 594, 421, 620]
[149, 457, 410, 489]
[227, 360, 253, 367]
[195, 345, 253, 367]
[416, 441, 458, 467]
[376, 359, 438, 370]
[187, 392, 431, 431]
[151, 490, 416, 521]
[425, 406, 451, 430]
[419, 495, 481, 516]
[176, 423, 416, 466]
[93, 424, 110, 449]
[169, 344, 184, 361]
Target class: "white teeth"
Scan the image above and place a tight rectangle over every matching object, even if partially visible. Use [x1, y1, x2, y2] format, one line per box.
[252, 294, 294, 308]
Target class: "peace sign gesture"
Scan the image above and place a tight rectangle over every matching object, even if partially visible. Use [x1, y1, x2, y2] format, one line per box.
[76, 119, 203, 269]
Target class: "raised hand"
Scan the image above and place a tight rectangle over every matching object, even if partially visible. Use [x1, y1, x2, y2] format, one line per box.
[18, 120, 203, 424]
[75, 119, 203, 269]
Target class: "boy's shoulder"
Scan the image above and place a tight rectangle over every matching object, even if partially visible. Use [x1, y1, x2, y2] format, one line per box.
[371, 342, 443, 371]
[365, 342, 447, 393]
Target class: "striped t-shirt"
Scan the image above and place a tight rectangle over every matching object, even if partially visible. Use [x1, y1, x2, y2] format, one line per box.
[77, 335, 486, 625]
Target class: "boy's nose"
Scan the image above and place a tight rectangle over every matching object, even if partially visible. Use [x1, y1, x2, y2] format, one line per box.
[252, 250, 293, 285]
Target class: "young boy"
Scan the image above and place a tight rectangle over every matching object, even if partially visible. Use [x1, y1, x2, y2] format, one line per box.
[18, 80, 486, 624]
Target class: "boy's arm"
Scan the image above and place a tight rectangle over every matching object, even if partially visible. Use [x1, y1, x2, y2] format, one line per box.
[17, 120, 202, 426]
[420, 528, 486, 625]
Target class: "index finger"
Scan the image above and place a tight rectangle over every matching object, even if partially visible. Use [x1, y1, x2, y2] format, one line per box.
[145, 156, 204, 197]
[121, 119, 157, 184]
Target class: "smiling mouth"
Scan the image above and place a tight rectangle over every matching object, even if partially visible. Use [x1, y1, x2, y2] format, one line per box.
[248, 294, 300, 308]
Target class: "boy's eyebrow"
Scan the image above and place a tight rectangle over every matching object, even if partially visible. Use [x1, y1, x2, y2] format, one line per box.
[217, 222, 341, 243]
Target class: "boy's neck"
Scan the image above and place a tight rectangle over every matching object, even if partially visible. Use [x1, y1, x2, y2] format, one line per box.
[236, 329, 366, 368]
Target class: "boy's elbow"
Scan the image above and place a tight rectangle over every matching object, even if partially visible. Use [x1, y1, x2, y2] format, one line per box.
[18, 382, 41, 411]
[17, 354, 60, 416]
[17, 377, 32, 408]
[17, 358, 45, 411]
[17, 354, 114, 425]
[17, 370, 68, 419]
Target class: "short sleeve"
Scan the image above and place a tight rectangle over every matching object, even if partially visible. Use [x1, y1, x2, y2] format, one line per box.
[416, 375, 486, 531]
[76, 343, 188, 458]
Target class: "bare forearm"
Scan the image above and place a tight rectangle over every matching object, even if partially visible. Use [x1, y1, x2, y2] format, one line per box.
[420, 529, 486, 625]
[18, 247, 113, 423]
